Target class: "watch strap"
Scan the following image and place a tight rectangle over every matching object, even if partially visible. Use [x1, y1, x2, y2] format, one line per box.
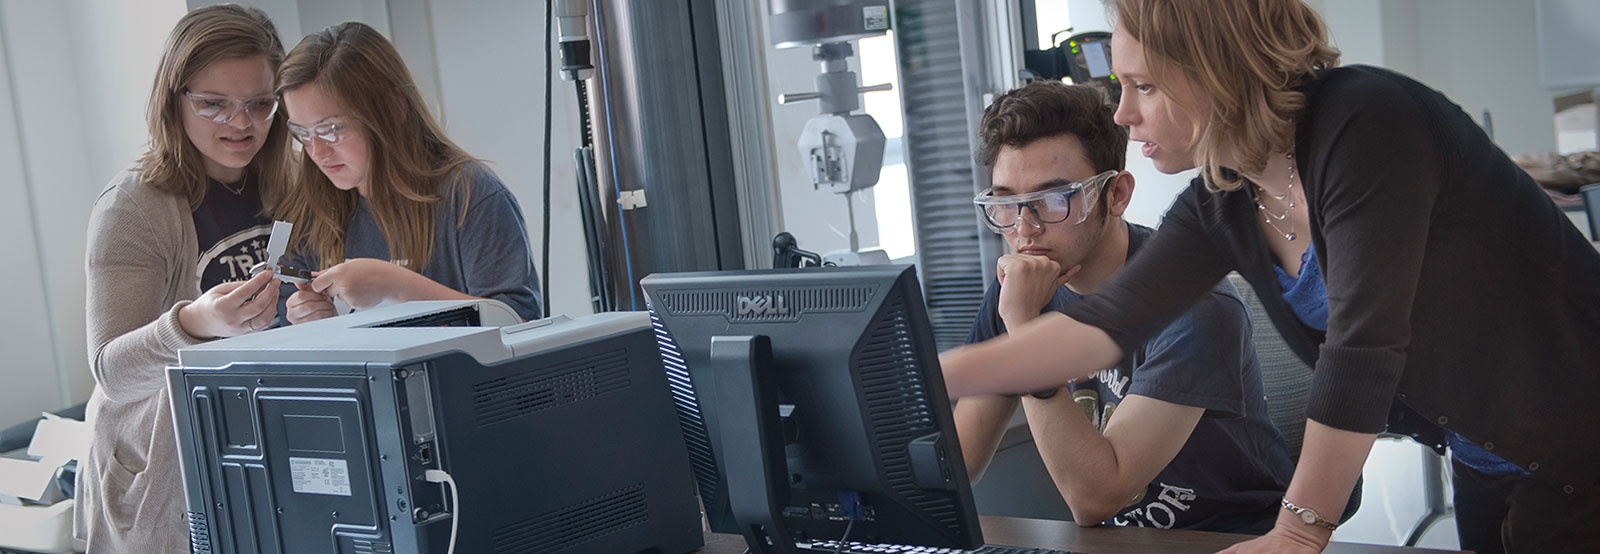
[1281, 498, 1338, 530]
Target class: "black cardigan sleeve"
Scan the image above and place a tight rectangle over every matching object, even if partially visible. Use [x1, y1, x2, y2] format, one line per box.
[1062, 182, 1235, 358]
[1298, 69, 1445, 434]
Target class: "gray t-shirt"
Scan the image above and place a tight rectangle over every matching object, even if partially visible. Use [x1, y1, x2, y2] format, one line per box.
[290, 163, 542, 320]
[967, 223, 1293, 533]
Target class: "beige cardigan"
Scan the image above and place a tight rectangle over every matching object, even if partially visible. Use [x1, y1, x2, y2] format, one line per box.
[76, 170, 207, 553]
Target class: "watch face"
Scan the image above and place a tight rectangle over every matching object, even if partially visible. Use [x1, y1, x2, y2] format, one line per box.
[1300, 510, 1317, 524]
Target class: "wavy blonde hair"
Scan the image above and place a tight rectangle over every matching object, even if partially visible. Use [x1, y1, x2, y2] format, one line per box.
[1113, 0, 1339, 191]
[138, 3, 294, 211]
[275, 22, 482, 272]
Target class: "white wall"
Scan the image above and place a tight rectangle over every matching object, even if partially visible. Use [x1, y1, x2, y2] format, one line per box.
[1318, 0, 1556, 155]
[0, 0, 185, 424]
[0, 8, 66, 426]
[1536, 0, 1600, 91]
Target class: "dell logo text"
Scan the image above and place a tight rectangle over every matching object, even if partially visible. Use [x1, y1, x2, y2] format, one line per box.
[737, 295, 790, 316]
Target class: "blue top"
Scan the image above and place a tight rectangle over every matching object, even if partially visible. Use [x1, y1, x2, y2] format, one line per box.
[1271, 243, 1328, 332]
[969, 224, 1294, 534]
[289, 163, 543, 321]
[1274, 243, 1525, 476]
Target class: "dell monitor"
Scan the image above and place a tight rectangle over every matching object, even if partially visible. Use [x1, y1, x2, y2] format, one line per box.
[641, 265, 983, 552]
[170, 301, 704, 554]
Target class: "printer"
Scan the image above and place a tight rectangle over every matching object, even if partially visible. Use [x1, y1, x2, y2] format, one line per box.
[170, 300, 703, 554]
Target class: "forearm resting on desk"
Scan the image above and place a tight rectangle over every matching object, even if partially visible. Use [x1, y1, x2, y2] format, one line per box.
[1224, 420, 1375, 553]
[1024, 393, 1203, 526]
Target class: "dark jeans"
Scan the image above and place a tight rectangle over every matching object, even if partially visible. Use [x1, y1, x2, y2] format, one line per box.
[1452, 458, 1600, 553]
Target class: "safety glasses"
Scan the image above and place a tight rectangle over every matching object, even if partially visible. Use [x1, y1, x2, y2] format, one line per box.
[286, 120, 351, 148]
[973, 170, 1117, 233]
[183, 91, 279, 125]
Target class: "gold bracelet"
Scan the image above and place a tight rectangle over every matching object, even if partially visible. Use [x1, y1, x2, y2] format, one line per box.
[1281, 498, 1338, 530]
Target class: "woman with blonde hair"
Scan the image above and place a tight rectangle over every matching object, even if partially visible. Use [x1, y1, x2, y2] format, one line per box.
[275, 22, 540, 324]
[939, 0, 1600, 552]
[79, 4, 292, 551]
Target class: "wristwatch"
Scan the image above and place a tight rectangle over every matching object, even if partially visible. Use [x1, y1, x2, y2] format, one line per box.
[1281, 498, 1338, 530]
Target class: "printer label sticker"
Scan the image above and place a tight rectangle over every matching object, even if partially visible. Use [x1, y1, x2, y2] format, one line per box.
[289, 457, 352, 496]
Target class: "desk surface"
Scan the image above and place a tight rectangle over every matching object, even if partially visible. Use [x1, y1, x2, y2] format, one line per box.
[696, 515, 1466, 554]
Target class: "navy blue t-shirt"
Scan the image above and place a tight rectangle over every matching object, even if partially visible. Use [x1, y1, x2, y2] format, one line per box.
[193, 178, 272, 291]
[967, 223, 1294, 533]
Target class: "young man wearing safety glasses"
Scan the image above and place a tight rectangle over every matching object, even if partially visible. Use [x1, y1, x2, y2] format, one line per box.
[952, 81, 1294, 533]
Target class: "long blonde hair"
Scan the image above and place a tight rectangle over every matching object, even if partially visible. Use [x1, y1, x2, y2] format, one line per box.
[1113, 0, 1339, 191]
[138, 3, 294, 210]
[275, 22, 481, 272]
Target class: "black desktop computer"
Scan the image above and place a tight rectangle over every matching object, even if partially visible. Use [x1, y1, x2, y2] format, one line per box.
[642, 265, 1082, 554]
[169, 301, 704, 554]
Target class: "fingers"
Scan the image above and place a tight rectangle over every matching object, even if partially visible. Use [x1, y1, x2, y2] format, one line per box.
[1055, 264, 1082, 288]
[223, 270, 276, 306]
[206, 277, 250, 296]
[243, 302, 277, 332]
[998, 254, 1061, 283]
[225, 286, 278, 336]
[286, 290, 337, 324]
[309, 265, 338, 295]
[290, 304, 337, 324]
[240, 284, 278, 319]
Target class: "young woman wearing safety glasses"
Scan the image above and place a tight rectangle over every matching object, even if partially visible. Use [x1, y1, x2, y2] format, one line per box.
[940, 1, 1600, 552]
[79, 6, 294, 552]
[274, 22, 542, 324]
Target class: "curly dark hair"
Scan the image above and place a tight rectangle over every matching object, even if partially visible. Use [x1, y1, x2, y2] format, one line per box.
[976, 81, 1128, 177]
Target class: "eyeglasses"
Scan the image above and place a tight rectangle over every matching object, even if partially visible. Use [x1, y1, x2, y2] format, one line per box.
[973, 170, 1118, 233]
[183, 91, 279, 125]
[286, 120, 350, 148]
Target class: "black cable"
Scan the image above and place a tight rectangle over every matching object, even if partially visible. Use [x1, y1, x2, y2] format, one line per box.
[831, 518, 856, 554]
[575, 77, 593, 148]
[540, 0, 554, 315]
[574, 146, 607, 312]
[572, 74, 610, 312]
[584, 148, 612, 311]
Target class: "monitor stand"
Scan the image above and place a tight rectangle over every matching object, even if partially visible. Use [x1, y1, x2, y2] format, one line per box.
[711, 335, 800, 554]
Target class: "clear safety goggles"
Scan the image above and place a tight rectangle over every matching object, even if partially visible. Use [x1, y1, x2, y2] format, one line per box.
[973, 170, 1117, 233]
[287, 120, 351, 148]
[183, 91, 279, 125]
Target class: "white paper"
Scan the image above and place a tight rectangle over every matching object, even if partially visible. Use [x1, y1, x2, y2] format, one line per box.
[0, 458, 60, 502]
[26, 418, 89, 462]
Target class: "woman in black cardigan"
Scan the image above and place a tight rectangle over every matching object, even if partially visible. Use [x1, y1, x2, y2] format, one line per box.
[939, 1, 1600, 552]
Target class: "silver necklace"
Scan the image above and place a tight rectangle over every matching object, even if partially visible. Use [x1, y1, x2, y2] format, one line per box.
[217, 178, 247, 196]
[1251, 151, 1298, 241]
